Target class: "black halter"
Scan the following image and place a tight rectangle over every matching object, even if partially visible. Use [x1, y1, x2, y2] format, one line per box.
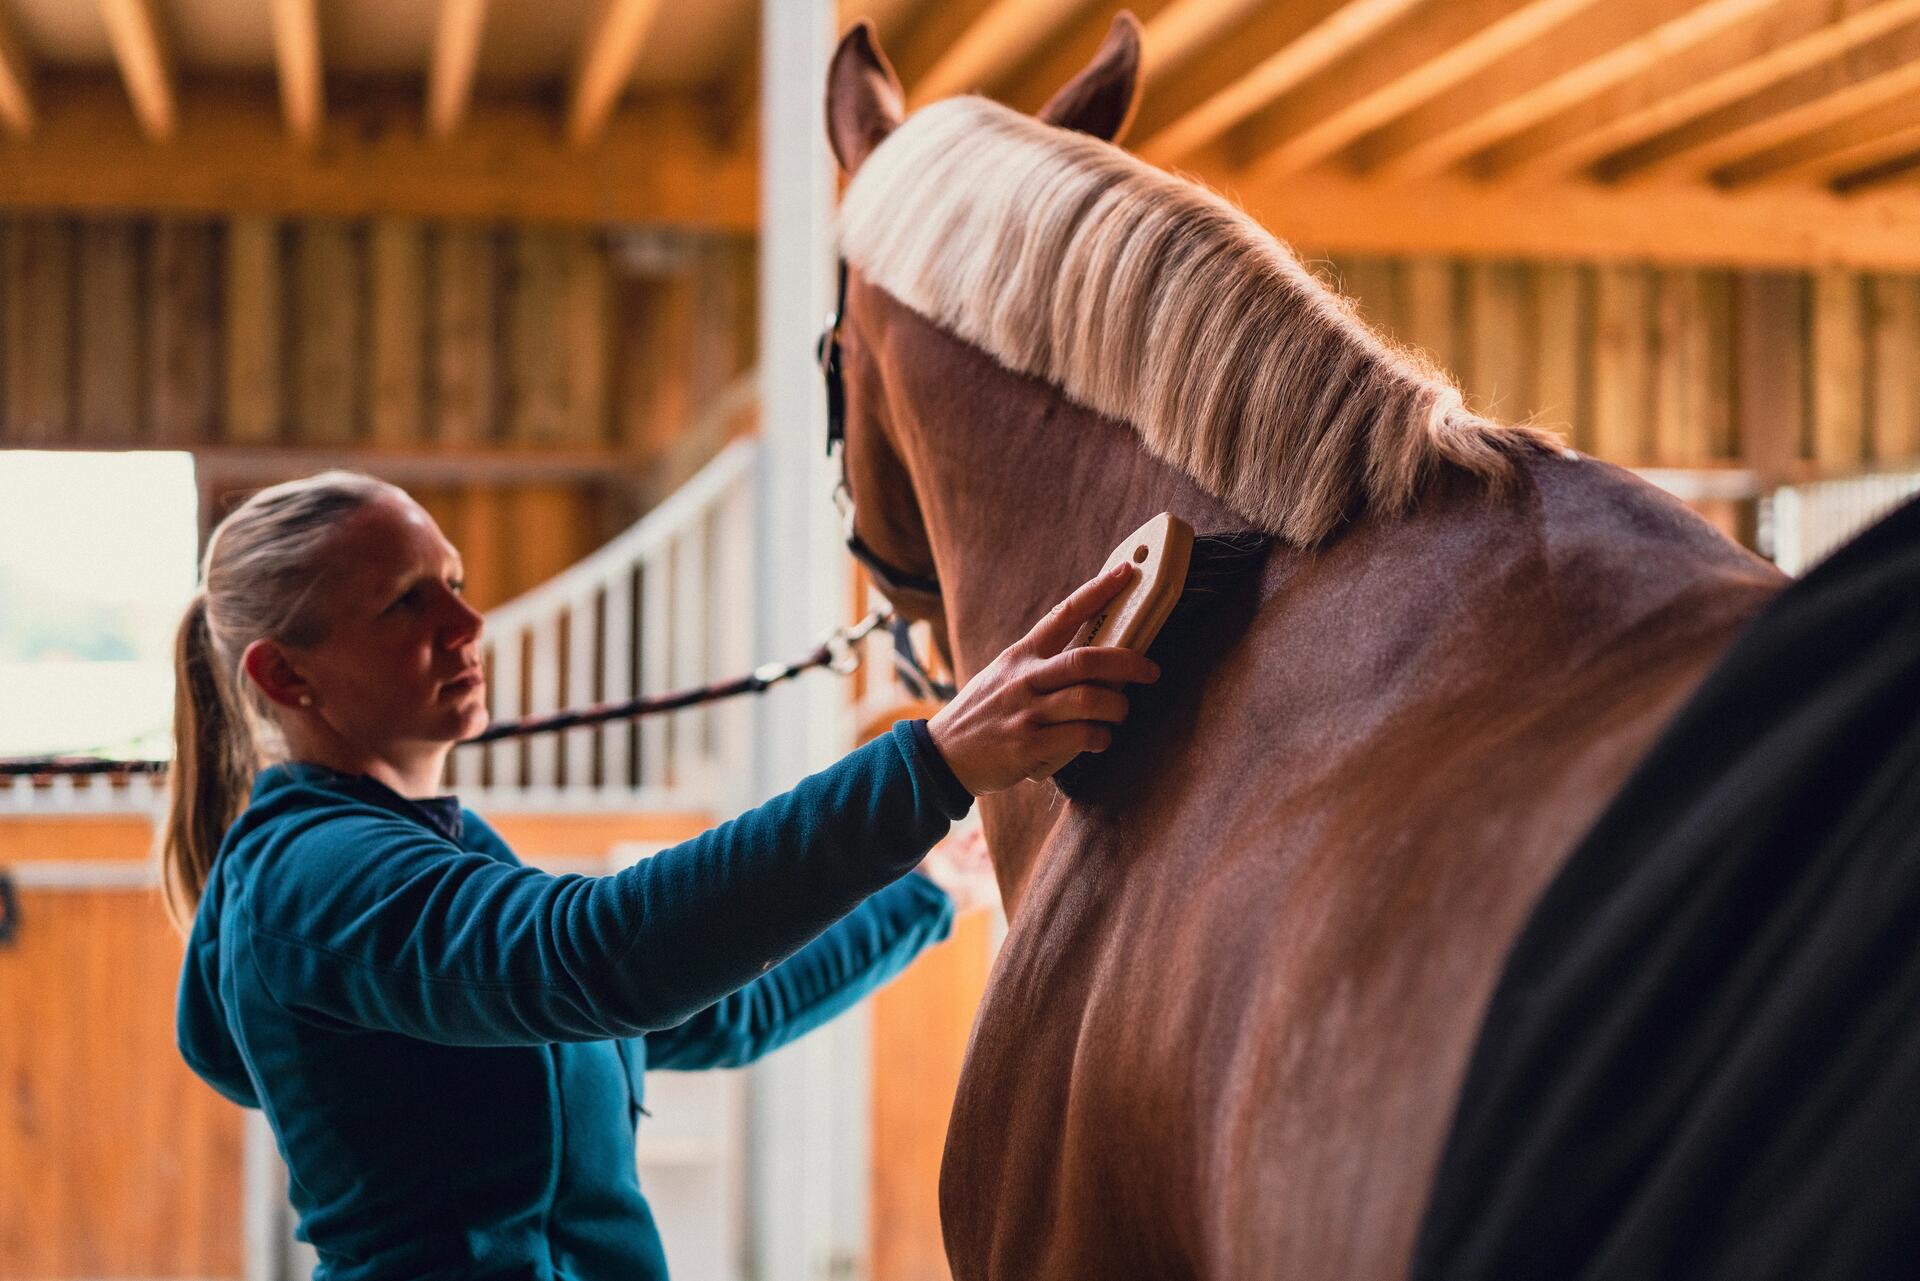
[818, 258, 956, 701]
[818, 258, 944, 600]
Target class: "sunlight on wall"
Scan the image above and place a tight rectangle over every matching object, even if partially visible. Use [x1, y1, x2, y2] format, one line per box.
[0, 451, 198, 757]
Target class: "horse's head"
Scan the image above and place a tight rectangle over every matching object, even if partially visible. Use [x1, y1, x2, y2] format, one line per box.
[820, 15, 1144, 649]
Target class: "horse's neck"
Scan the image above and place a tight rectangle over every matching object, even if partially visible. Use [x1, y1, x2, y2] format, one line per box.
[874, 286, 1245, 910]
[865, 278, 1784, 914]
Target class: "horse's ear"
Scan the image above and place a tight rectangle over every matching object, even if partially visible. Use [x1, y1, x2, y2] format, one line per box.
[826, 21, 906, 175]
[1036, 11, 1143, 144]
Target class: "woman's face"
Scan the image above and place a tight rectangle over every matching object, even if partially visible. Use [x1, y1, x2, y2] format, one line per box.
[289, 493, 489, 759]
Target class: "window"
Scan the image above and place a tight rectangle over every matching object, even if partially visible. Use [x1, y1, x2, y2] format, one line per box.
[0, 452, 199, 758]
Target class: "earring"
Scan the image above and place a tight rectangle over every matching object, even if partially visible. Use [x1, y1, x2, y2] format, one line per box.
[298, 694, 313, 708]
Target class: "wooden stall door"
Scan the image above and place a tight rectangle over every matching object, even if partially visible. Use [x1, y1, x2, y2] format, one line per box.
[0, 818, 244, 1280]
[869, 905, 994, 1281]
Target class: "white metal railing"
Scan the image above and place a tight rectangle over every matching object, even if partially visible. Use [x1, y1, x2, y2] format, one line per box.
[0, 436, 760, 818]
[455, 438, 758, 814]
[1764, 470, 1920, 576]
[0, 764, 164, 815]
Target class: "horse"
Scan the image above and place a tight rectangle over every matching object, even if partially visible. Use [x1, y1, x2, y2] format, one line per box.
[824, 15, 1786, 1278]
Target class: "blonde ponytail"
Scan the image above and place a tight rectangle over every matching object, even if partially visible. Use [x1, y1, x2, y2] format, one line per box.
[162, 594, 257, 932]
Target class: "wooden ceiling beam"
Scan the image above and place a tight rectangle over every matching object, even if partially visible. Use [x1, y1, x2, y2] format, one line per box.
[98, 0, 175, 142]
[0, 74, 756, 230]
[909, 0, 1094, 107]
[1351, 0, 1778, 180]
[0, 2, 34, 135]
[996, 0, 1183, 117]
[568, 0, 666, 148]
[1200, 162, 1920, 271]
[1599, 17, 1920, 180]
[1131, 0, 1432, 165]
[1139, 0, 1267, 81]
[705, 7, 759, 147]
[270, 0, 324, 144]
[428, 0, 489, 139]
[1716, 90, 1920, 184]
[1477, 0, 1920, 180]
[886, 0, 1001, 94]
[1832, 141, 1920, 189]
[837, 1, 924, 49]
[1210, 0, 1597, 175]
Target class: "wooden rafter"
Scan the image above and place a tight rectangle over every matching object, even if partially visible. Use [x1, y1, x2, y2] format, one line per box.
[0, 76, 754, 229]
[1832, 143, 1920, 189]
[1599, 18, 1920, 180]
[1352, 0, 1780, 180]
[567, 0, 664, 148]
[838, 0, 926, 48]
[0, 0, 33, 135]
[428, 0, 489, 138]
[1476, 0, 1920, 179]
[703, 8, 759, 147]
[1138, 0, 1269, 82]
[1204, 163, 1920, 270]
[909, 0, 1091, 107]
[99, 0, 174, 142]
[270, 0, 324, 144]
[886, 0, 1000, 94]
[1211, 0, 1598, 175]
[1132, 0, 1431, 165]
[998, 0, 1183, 116]
[1716, 90, 1920, 185]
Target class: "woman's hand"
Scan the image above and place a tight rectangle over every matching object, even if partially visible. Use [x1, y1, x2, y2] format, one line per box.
[926, 563, 1160, 795]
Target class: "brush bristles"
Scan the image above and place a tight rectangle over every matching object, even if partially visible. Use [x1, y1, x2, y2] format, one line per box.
[1051, 530, 1271, 800]
[1176, 531, 1271, 595]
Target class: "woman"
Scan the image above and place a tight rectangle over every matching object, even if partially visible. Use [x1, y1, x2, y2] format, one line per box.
[168, 471, 1154, 1280]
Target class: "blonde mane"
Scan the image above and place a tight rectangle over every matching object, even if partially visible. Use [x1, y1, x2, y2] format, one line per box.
[838, 96, 1558, 545]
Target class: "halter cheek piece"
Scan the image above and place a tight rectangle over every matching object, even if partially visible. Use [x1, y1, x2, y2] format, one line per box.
[818, 258, 956, 701]
[820, 259, 943, 599]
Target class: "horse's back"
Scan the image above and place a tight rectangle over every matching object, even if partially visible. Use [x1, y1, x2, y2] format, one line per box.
[942, 452, 1784, 1280]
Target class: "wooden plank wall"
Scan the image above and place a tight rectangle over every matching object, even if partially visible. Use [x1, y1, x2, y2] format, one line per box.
[0, 820, 242, 1279]
[0, 213, 757, 609]
[870, 912, 994, 1281]
[1325, 256, 1920, 480]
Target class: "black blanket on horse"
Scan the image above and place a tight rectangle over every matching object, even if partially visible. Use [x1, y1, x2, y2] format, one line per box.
[1413, 493, 1920, 1280]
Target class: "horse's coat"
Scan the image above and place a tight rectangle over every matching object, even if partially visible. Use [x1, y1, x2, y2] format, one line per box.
[1415, 493, 1920, 1280]
[826, 18, 1786, 1278]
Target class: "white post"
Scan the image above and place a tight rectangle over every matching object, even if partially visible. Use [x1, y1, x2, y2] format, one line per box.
[749, 1, 871, 1279]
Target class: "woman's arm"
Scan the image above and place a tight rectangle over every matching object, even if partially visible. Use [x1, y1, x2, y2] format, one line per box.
[243, 565, 1152, 1047]
[243, 721, 966, 1046]
[644, 871, 952, 1070]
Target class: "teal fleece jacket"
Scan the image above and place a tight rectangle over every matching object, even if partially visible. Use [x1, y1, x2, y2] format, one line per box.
[175, 720, 968, 1281]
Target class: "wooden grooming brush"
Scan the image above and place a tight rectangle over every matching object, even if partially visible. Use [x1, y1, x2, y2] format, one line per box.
[1071, 513, 1196, 653]
[1053, 513, 1271, 798]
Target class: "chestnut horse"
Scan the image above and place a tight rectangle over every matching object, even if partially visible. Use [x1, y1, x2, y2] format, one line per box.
[826, 17, 1784, 1279]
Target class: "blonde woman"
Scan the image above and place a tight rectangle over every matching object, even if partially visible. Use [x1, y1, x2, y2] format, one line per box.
[168, 472, 1154, 1280]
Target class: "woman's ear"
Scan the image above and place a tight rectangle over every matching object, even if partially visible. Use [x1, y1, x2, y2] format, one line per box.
[242, 638, 313, 711]
[1037, 11, 1143, 144]
[826, 21, 905, 175]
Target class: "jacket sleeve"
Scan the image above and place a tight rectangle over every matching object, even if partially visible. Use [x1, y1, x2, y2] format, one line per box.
[241, 721, 973, 1046]
[644, 871, 954, 1070]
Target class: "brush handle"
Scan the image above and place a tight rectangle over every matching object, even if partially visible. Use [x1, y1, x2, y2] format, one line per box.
[1070, 513, 1195, 653]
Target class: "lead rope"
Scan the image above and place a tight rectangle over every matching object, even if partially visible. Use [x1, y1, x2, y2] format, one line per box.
[0, 610, 897, 781]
